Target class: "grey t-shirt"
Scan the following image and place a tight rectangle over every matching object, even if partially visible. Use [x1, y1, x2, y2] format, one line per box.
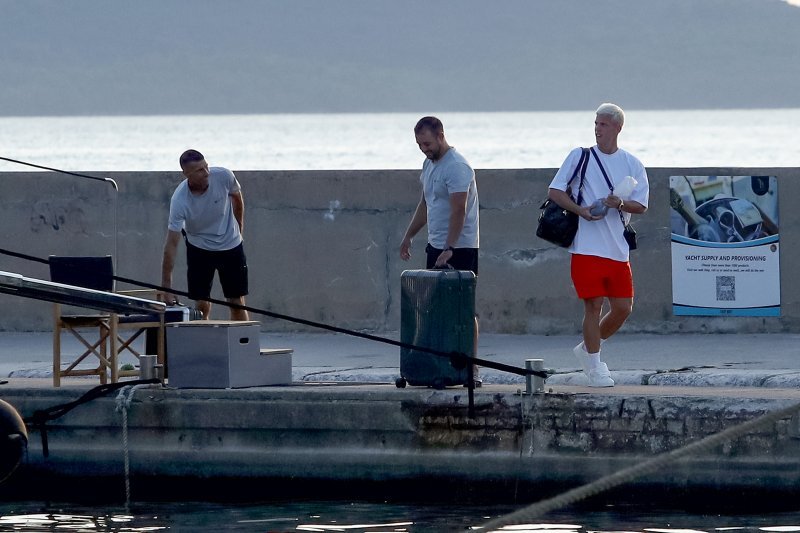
[420, 147, 480, 249]
[167, 166, 242, 251]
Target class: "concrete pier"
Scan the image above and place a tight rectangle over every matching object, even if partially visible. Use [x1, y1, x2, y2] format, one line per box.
[2, 330, 800, 504]
[4, 378, 800, 503]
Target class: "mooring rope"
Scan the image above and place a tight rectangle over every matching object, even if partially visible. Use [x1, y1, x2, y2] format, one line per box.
[115, 384, 151, 509]
[480, 400, 800, 531]
[23, 379, 159, 458]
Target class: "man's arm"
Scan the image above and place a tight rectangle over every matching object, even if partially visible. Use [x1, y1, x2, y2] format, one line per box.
[444, 191, 468, 249]
[600, 193, 647, 215]
[400, 193, 427, 261]
[231, 191, 244, 235]
[431, 191, 468, 267]
[158, 230, 182, 304]
[618, 199, 647, 215]
[548, 188, 601, 221]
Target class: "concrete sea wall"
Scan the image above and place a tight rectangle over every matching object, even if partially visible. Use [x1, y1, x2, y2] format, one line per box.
[4, 384, 800, 502]
[1, 167, 799, 334]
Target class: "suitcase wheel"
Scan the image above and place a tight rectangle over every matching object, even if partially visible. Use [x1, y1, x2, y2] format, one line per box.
[395, 377, 407, 388]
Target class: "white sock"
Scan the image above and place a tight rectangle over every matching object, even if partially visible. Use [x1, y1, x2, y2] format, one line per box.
[587, 351, 601, 368]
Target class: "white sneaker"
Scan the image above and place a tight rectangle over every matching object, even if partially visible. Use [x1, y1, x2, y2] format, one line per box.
[573, 342, 591, 375]
[587, 362, 615, 387]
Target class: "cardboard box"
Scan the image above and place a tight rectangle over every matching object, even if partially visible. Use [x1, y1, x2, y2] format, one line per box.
[166, 320, 292, 388]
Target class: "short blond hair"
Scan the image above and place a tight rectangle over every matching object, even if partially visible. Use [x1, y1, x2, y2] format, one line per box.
[596, 103, 625, 126]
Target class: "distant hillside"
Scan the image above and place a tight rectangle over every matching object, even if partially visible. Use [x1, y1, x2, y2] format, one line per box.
[1, 0, 798, 115]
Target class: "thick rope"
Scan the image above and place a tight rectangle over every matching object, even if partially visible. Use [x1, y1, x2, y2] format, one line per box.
[481, 400, 800, 531]
[115, 384, 150, 508]
[24, 379, 159, 457]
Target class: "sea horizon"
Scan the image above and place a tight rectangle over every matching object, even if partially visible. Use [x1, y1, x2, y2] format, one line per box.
[1, 108, 798, 172]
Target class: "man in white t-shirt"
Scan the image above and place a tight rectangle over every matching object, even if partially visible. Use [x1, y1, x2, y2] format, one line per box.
[548, 103, 649, 387]
[158, 149, 249, 321]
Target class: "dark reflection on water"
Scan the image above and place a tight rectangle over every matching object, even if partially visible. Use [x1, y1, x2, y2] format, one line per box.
[1, 501, 800, 532]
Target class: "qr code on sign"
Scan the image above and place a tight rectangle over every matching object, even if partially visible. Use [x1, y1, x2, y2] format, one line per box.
[716, 276, 735, 301]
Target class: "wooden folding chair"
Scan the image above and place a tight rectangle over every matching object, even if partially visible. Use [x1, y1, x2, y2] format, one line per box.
[50, 256, 115, 386]
[49, 256, 165, 386]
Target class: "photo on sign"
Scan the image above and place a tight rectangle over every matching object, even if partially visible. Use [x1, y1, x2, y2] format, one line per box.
[669, 175, 778, 244]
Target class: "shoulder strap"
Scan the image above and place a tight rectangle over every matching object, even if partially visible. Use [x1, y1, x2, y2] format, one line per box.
[590, 148, 628, 225]
[566, 148, 589, 206]
[589, 147, 614, 192]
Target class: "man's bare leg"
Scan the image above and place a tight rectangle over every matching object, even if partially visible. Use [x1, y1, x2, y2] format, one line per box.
[196, 300, 211, 320]
[581, 296, 605, 353]
[228, 296, 249, 321]
[599, 297, 633, 341]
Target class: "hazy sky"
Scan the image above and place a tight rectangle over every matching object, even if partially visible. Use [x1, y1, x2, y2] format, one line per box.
[1, 0, 798, 116]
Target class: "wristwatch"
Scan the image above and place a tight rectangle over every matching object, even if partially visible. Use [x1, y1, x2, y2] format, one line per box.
[618, 200, 625, 211]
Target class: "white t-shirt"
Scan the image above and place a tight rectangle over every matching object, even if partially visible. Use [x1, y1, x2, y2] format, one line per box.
[549, 146, 649, 262]
[420, 147, 480, 249]
[167, 167, 243, 251]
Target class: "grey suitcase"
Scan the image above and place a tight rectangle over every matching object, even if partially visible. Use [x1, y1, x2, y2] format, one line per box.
[398, 269, 476, 388]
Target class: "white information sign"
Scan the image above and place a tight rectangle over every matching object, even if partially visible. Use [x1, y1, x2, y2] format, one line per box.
[670, 176, 780, 317]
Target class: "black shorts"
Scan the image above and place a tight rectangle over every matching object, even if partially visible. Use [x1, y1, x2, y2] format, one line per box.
[186, 242, 249, 300]
[425, 243, 479, 275]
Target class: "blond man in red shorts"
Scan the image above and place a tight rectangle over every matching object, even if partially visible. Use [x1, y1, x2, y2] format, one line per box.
[547, 103, 649, 387]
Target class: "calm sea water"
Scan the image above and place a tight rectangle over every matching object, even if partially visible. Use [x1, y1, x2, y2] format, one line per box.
[1, 500, 800, 532]
[0, 109, 797, 173]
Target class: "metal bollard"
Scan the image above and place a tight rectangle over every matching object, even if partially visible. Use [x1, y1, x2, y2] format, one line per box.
[153, 364, 164, 384]
[139, 355, 158, 380]
[525, 358, 545, 395]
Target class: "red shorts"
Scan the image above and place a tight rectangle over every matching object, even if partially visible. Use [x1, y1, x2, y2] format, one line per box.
[570, 254, 633, 299]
